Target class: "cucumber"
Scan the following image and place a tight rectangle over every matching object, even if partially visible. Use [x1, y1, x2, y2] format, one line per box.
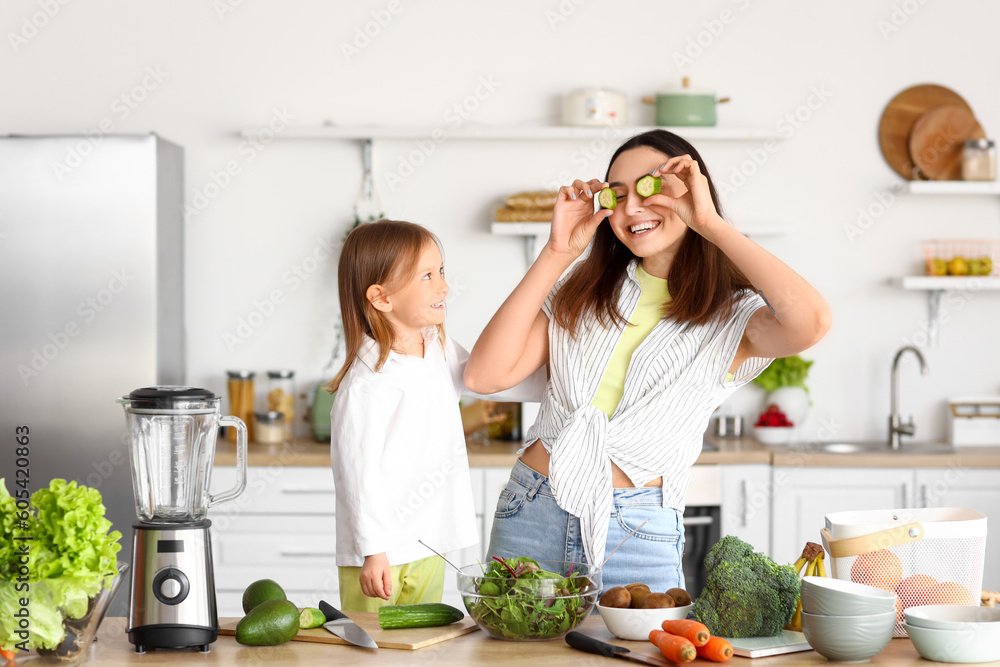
[636, 175, 662, 197]
[377, 603, 465, 629]
[597, 187, 617, 210]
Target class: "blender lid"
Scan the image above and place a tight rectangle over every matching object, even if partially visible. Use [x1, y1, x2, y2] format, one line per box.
[125, 386, 218, 410]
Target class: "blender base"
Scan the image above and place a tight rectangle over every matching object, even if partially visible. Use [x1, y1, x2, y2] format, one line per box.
[128, 624, 217, 653]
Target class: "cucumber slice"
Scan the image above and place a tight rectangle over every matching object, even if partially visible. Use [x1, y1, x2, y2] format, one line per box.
[597, 187, 617, 210]
[636, 175, 662, 197]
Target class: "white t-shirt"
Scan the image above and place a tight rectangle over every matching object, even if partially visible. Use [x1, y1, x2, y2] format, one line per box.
[331, 327, 544, 567]
[524, 260, 773, 565]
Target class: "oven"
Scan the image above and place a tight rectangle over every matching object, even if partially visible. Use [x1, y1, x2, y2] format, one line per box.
[682, 464, 722, 601]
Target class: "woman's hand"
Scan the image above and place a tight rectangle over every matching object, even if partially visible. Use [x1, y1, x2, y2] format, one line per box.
[643, 155, 722, 234]
[360, 553, 392, 600]
[547, 178, 613, 259]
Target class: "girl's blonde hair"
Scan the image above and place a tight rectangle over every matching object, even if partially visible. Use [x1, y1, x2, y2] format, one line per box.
[325, 219, 445, 393]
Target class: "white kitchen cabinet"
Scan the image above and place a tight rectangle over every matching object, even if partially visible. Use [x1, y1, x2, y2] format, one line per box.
[769, 467, 914, 565]
[915, 468, 1000, 591]
[720, 464, 772, 555]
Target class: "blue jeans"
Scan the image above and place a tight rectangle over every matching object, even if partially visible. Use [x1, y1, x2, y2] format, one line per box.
[487, 459, 686, 594]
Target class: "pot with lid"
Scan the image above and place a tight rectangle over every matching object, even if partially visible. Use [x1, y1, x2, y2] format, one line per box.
[643, 77, 730, 127]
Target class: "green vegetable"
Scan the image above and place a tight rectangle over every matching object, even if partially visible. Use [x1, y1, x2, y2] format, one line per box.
[299, 607, 326, 629]
[236, 598, 300, 645]
[636, 175, 662, 197]
[693, 535, 800, 638]
[465, 557, 596, 640]
[752, 354, 813, 393]
[242, 578, 286, 614]
[377, 603, 464, 629]
[0, 479, 122, 653]
[597, 187, 617, 210]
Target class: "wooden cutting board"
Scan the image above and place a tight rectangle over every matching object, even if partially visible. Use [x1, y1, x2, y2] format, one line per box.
[218, 613, 479, 650]
[909, 105, 985, 180]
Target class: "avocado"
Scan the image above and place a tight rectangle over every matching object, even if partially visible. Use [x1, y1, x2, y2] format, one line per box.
[236, 598, 300, 646]
[242, 578, 287, 614]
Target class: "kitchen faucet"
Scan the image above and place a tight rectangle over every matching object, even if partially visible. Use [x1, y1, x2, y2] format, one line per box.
[889, 345, 928, 450]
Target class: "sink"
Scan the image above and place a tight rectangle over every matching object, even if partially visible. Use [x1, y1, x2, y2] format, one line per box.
[796, 441, 958, 455]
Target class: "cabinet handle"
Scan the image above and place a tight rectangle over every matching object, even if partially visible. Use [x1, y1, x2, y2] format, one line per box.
[280, 489, 336, 495]
[279, 551, 338, 558]
[740, 480, 748, 528]
[901, 483, 908, 509]
[920, 484, 928, 508]
[683, 516, 715, 527]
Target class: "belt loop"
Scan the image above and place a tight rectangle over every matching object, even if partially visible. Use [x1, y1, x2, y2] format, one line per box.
[525, 475, 545, 500]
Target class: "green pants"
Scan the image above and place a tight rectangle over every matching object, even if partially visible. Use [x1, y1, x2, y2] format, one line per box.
[338, 555, 445, 612]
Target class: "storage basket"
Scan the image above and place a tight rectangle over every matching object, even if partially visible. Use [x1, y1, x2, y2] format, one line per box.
[920, 239, 999, 276]
[821, 508, 987, 637]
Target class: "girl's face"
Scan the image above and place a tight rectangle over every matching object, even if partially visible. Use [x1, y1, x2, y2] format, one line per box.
[606, 146, 689, 266]
[381, 241, 448, 342]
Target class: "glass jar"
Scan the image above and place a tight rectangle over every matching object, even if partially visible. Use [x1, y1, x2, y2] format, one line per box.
[254, 411, 285, 445]
[962, 139, 996, 181]
[226, 370, 255, 442]
[266, 370, 295, 444]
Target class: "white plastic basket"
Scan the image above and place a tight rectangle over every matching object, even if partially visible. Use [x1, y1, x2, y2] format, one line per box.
[821, 508, 987, 637]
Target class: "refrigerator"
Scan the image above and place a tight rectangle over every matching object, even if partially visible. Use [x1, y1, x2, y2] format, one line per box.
[0, 134, 185, 615]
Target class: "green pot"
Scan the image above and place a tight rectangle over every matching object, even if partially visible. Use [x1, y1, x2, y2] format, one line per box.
[644, 78, 729, 127]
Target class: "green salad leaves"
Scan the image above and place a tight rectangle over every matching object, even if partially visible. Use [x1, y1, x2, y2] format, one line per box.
[0, 479, 122, 652]
[466, 557, 597, 640]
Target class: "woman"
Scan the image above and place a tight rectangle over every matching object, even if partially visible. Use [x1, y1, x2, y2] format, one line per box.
[464, 130, 831, 593]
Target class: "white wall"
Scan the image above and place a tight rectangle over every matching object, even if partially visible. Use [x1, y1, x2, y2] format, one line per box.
[4, 0, 998, 443]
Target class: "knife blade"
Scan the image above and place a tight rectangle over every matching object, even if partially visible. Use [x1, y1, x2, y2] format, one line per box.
[318, 600, 378, 649]
[565, 631, 672, 666]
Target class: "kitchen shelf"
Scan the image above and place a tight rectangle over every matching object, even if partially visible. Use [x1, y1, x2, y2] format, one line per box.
[905, 181, 1000, 195]
[243, 124, 785, 142]
[893, 276, 1000, 346]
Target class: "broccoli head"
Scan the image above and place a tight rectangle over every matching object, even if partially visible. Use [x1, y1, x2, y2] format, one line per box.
[694, 535, 800, 637]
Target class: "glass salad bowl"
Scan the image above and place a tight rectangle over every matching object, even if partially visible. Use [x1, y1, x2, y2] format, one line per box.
[457, 558, 601, 641]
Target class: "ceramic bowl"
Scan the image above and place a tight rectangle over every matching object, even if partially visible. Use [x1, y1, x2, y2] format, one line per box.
[753, 425, 793, 445]
[801, 610, 895, 662]
[801, 576, 897, 616]
[904, 605, 1000, 630]
[598, 604, 693, 641]
[905, 622, 1000, 663]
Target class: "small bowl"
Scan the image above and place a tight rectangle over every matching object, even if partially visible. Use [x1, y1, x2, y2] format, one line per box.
[801, 609, 895, 663]
[598, 604, 693, 641]
[753, 425, 793, 445]
[906, 622, 1000, 663]
[801, 576, 897, 616]
[905, 605, 1000, 631]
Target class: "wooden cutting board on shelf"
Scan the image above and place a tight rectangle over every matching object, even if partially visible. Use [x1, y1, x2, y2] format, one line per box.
[218, 613, 479, 650]
[909, 104, 985, 180]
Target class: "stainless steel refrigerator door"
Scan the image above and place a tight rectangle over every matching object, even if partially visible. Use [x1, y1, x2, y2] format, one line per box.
[0, 134, 184, 614]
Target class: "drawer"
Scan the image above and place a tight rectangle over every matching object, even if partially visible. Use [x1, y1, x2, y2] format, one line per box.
[215, 531, 337, 567]
[212, 466, 336, 515]
[215, 564, 340, 592]
[211, 513, 335, 535]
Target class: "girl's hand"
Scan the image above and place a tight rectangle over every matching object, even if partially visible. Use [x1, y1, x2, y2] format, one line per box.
[644, 155, 721, 234]
[547, 178, 613, 259]
[361, 553, 392, 600]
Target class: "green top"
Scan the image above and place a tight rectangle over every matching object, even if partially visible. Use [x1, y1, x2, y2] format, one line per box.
[591, 263, 670, 418]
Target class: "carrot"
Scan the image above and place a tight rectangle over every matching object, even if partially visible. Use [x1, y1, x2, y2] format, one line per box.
[660, 619, 710, 647]
[696, 636, 734, 662]
[649, 630, 696, 663]
[1, 649, 15, 662]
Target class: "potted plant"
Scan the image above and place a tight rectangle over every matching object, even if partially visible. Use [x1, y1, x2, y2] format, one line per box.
[752, 354, 814, 427]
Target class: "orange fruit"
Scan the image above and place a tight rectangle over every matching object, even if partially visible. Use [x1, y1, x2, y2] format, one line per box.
[850, 550, 903, 592]
[895, 574, 937, 608]
[923, 581, 975, 606]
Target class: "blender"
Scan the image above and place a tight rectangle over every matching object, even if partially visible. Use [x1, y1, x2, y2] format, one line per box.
[119, 386, 247, 653]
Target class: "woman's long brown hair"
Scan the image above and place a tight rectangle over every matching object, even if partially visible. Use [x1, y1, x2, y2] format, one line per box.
[551, 130, 754, 334]
[325, 219, 444, 393]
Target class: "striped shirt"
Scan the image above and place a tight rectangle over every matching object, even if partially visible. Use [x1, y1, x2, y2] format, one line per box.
[523, 259, 772, 565]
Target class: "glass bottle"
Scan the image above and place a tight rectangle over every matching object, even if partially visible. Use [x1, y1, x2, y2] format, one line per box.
[254, 411, 285, 445]
[226, 370, 255, 442]
[266, 370, 295, 444]
[962, 139, 996, 181]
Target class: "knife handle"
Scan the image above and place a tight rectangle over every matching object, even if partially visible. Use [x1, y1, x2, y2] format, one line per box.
[566, 631, 630, 657]
[318, 600, 348, 622]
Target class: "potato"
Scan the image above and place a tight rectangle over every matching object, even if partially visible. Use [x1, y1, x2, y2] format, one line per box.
[642, 593, 676, 609]
[599, 586, 631, 609]
[666, 587, 691, 607]
[624, 582, 650, 593]
[629, 587, 652, 608]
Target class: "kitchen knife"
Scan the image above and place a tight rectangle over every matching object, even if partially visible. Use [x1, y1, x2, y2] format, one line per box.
[565, 631, 672, 666]
[318, 600, 378, 649]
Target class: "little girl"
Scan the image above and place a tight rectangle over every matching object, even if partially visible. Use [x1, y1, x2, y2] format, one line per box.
[328, 219, 542, 611]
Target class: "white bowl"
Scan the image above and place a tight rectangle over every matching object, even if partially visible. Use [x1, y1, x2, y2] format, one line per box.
[905, 605, 1000, 631]
[801, 610, 895, 663]
[598, 603, 692, 641]
[753, 425, 793, 445]
[906, 622, 1000, 663]
[801, 576, 897, 616]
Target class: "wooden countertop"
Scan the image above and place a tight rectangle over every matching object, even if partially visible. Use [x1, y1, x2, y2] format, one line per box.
[67, 616, 998, 666]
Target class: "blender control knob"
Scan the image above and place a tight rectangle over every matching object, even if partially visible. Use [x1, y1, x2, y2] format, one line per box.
[152, 567, 190, 606]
